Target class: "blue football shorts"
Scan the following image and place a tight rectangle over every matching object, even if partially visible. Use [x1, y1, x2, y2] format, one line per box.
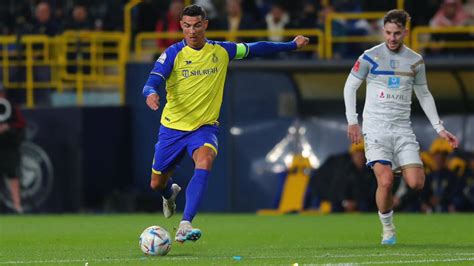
[151, 124, 219, 175]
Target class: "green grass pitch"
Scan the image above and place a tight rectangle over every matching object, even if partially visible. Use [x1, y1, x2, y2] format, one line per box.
[1, 213, 473, 265]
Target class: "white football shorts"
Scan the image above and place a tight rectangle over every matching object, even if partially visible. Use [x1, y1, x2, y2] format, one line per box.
[363, 130, 423, 170]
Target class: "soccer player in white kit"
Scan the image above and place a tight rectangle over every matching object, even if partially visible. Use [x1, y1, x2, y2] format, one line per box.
[343, 10, 459, 245]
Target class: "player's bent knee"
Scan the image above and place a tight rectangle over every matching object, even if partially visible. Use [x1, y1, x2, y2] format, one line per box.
[404, 168, 425, 191]
[195, 156, 214, 170]
[408, 176, 425, 191]
[150, 176, 166, 191]
[414, 180, 424, 190]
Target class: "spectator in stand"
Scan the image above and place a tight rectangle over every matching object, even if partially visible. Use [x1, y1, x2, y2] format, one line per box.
[63, 4, 95, 31]
[428, 0, 471, 55]
[430, 0, 470, 27]
[31, 2, 59, 36]
[317, 4, 347, 59]
[63, 5, 95, 75]
[421, 138, 458, 213]
[156, 0, 185, 51]
[213, 0, 260, 42]
[265, 3, 290, 42]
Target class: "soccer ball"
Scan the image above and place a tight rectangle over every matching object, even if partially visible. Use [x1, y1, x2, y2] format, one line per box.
[139, 225, 171, 256]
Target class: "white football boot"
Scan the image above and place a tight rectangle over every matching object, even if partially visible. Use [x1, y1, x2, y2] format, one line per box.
[381, 228, 397, 245]
[162, 184, 181, 218]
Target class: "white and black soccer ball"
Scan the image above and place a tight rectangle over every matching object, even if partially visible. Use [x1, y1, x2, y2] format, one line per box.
[139, 225, 171, 256]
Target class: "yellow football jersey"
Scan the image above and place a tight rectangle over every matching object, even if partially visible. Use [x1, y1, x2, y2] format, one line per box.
[150, 40, 248, 131]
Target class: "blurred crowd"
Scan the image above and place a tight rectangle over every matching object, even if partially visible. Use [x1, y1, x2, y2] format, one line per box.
[0, 0, 473, 58]
[0, 0, 125, 36]
[308, 138, 474, 213]
[140, 0, 474, 58]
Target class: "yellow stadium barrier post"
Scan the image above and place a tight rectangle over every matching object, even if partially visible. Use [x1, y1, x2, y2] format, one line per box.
[76, 53, 84, 106]
[118, 35, 127, 105]
[25, 41, 34, 108]
[397, 0, 405, 10]
[124, 0, 142, 61]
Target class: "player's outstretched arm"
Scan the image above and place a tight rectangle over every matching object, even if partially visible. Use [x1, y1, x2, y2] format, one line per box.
[241, 35, 309, 58]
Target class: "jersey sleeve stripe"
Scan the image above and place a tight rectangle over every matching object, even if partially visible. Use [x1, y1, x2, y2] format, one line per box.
[150, 72, 166, 80]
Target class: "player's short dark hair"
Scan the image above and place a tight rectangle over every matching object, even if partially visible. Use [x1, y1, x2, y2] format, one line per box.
[181, 4, 207, 20]
[383, 9, 410, 27]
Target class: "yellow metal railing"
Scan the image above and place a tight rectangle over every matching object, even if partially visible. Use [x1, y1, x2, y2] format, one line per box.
[124, 0, 141, 62]
[0, 32, 127, 107]
[135, 29, 324, 59]
[411, 26, 474, 53]
[325, 12, 414, 58]
[0, 35, 60, 107]
[325, 12, 387, 59]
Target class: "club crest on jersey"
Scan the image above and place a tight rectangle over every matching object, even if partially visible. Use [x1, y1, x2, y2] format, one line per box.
[182, 69, 190, 78]
[212, 53, 218, 63]
[157, 52, 167, 64]
[388, 76, 400, 89]
[390, 59, 399, 69]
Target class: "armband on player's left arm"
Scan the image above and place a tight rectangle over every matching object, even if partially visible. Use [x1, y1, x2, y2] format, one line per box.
[414, 84, 445, 133]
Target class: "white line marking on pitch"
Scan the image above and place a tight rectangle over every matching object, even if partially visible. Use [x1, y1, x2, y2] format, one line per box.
[1, 253, 473, 264]
[317, 257, 474, 265]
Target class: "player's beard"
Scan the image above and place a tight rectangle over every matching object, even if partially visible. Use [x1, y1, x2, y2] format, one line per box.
[386, 41, 402, 52]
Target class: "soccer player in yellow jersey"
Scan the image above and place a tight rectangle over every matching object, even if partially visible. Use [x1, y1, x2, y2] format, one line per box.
[142, 4, 309, 243]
